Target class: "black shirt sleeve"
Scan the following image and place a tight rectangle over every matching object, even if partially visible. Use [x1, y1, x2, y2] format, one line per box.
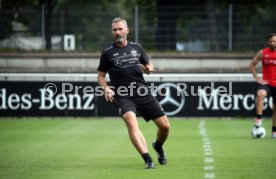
[138, 44, 150, 65]
[97, 52, 109, 72]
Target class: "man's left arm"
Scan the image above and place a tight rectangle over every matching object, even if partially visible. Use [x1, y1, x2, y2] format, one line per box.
[138, 44, 154, 74]
[142, 62, 154, 74]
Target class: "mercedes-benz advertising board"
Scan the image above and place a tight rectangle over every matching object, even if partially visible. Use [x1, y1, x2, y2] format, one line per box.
[0, 81, 272, 117]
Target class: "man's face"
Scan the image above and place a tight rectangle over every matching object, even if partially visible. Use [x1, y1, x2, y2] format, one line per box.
[112, 21, 129, 44]
[268, 36, 276, 50]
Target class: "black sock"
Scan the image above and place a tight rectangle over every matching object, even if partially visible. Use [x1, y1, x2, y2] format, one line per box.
[154, 140, 163, 151]
[142, 153, 152, 163]
[272, 126, 276, 132]
[256, 114, 262, 119]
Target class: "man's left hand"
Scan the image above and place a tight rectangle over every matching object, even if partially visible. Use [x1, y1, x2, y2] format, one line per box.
[142, 63, 154, 74]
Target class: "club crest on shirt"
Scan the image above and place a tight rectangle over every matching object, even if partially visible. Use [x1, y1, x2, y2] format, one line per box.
[131, 49, 137, 56]
[114, 59, 122, 67]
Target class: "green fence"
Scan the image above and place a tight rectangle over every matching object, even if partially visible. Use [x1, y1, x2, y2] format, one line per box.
[0, 4, 274, 52]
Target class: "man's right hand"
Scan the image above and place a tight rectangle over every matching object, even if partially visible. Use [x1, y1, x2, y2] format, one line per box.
[104, 87, 115, 102]
[256, 77, 268, 85]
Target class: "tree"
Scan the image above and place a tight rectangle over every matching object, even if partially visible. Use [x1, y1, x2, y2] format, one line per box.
[39, 0, 58, 50]
[0, 0, 58, 50]
[206, 0, 221, 51]
[0, 0, 36, 41]
[155, 0, 179, 50]
[55, 0, 133, 51]
[226, 0, 271, 51]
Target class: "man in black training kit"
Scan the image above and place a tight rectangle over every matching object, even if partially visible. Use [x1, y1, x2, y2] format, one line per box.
[97, 17, 170, 169]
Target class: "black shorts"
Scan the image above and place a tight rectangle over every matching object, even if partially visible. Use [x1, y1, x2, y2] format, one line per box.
[114, 94, 166, 122]
[258, 84, 276, 104]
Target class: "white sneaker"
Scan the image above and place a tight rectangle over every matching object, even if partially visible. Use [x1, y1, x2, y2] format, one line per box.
[272, 133, 276, 139]
[254, 118, 262, 127]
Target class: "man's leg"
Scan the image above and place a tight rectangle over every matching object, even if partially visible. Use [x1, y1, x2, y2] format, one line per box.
[153, 115, 170, 144]
[255, 89, 267, 127]
[122, 111, 154, 168]
[272, 104, 276, 138]
[152, 115, 170, 165]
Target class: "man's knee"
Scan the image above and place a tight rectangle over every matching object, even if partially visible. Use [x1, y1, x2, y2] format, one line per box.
[156, 116, 170, 133]
[257, 89, 267, 98]
[122, 111, 138, 129]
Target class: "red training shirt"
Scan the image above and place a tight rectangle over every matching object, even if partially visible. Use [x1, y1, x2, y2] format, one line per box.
[262, 47, 276, 87]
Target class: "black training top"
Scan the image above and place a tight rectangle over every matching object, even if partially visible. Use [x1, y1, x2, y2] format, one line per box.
[97, 41, 149, 93]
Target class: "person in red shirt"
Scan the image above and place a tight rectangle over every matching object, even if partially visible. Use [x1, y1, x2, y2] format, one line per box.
[249, 33, 276, 138]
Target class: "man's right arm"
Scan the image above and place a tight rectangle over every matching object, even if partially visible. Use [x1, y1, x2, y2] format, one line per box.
[249, 50, 266, 84]
[97, 71, 114, 102]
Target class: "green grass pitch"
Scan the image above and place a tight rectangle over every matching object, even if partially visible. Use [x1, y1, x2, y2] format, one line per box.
[0, 118, 276, 179]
